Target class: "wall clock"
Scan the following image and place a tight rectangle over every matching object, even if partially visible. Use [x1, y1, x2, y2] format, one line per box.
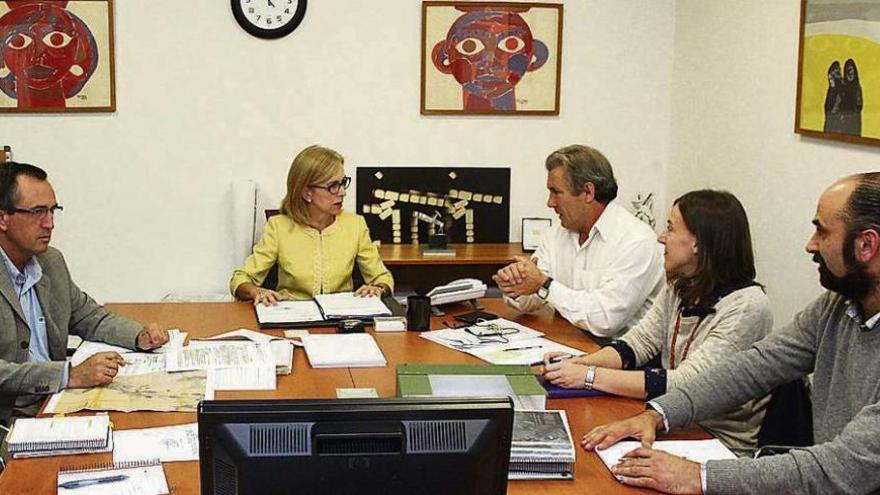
[231, 0, 307, 39]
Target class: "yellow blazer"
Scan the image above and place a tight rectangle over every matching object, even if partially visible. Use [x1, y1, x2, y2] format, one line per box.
[230, 212, 394, 300]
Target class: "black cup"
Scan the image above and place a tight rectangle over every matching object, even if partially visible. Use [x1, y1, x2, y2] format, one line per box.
[406, 295, 432, 332]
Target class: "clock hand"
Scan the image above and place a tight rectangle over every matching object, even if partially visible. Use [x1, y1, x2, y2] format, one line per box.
[268, 0, 275, 7]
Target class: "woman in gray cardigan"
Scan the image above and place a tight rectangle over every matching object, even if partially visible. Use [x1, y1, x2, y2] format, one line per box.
[543, 190, 772, 455]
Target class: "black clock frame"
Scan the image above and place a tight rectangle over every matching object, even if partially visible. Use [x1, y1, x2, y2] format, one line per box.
[231, 0, 307, 39]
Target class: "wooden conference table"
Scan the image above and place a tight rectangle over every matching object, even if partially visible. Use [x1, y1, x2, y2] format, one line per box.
[0, 299, 707, 494]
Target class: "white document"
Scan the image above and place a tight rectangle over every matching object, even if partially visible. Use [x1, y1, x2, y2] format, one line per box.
[256, 300, 324, 324]
[302, 334, 386, 368]
[113, 423, 199, 463]
[466, 337, 587, 366]
[420, 318, 544, 352]
[117, 353, 166, 377]
[165, 341, 273, 372]
[314, 292, 391, 318]
[208, 364, 277, 391]
[597, 439, 736, 479]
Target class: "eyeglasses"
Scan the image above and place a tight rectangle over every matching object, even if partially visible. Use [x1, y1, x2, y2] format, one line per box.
[310, 176, 351, 195]
[440, 320, 520, 349]
[8, 205, 63, 220]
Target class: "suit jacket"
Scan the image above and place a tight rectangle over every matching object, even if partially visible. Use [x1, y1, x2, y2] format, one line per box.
[0, 247, 142, 424]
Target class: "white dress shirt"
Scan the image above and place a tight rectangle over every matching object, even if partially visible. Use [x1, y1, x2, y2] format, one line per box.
[506, 202, 664, 338]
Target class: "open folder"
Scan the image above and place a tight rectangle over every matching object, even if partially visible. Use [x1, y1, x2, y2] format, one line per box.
[255, 292, 402, 328]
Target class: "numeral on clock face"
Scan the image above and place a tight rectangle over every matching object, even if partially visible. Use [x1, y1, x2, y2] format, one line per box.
[241, 0, 298, 30]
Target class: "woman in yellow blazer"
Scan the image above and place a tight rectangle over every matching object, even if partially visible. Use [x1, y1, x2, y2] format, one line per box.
[230, 145, 394, 304]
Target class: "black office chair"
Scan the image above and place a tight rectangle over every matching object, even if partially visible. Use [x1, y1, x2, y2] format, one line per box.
[757, 378, 814, 448]
[260, 209, 365, 291]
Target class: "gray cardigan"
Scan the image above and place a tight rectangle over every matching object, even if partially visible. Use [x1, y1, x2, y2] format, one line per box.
[621, 284, 772, 454]
[653, 291, 880, 494]
[0, 247, 142, 424]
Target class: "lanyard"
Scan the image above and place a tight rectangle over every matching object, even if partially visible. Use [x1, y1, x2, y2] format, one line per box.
[668, 311, 705, 369]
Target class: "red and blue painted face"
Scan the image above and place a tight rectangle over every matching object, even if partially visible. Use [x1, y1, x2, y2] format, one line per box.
[0, 3, 97, 97]
[436, 10, 542, 99]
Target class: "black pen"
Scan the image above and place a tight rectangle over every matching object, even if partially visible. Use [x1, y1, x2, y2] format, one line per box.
[502, 345, 542, 352]
[58, 474, 128, 490]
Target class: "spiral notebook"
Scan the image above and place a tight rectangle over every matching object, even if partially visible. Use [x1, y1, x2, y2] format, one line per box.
[7, 414, 110, 455]
[57, 459, 169, 495]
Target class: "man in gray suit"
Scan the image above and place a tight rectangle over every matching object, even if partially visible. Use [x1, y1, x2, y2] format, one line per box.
[0, 162, 168, 432]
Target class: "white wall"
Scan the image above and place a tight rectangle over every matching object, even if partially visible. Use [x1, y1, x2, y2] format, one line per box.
[0, 0, 675, 302]
[669, 0, 880, 325]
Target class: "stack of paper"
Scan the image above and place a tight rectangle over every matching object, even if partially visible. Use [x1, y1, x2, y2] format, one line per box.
[165, 335, 278, 391]
[302, 334, 387, 368]
[509, 410, 576, 480]
[197, 329, 294, 374]
[8, 415, 112, 459]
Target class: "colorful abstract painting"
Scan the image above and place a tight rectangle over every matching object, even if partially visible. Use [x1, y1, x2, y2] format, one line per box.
[0, 0, 114, 112]
[421, 1, 562, 115]
[796, 0, 880, 145]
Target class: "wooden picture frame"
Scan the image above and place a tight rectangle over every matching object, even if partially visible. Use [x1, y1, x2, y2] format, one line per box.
[795, 0, 878, 146]
[0, 0, 116, 113]
[421, 1, 563, 116]
[521, 217, 551, 252]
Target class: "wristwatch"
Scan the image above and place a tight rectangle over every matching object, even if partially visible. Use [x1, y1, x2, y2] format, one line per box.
[537, 277, 553, 300]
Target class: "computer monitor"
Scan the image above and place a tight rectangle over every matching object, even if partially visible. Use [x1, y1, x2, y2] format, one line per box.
[198, 397, 514, 495]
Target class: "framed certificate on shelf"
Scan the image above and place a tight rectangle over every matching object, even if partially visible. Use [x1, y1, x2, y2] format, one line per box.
[521, 218, 552, 252]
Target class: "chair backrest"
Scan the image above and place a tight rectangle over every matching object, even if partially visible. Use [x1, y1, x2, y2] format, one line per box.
[261, 210, 281, 290]
[757, 378, 814, 447]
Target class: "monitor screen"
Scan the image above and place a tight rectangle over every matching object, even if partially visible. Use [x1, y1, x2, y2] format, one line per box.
[198, 397, 514, 495]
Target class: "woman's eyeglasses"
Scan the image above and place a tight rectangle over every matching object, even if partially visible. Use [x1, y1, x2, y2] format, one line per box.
[310, 176, 351, 195]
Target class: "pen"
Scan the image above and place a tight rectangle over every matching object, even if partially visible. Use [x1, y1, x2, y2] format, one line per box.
[503, 345, 542, 352]
[58, 474, 128, 490]
[549, 353, 574, 363]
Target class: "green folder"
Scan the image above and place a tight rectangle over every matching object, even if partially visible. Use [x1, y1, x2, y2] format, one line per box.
[396, 364, 547, 410]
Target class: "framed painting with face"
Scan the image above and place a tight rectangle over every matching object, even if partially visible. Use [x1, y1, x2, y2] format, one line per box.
[0, 0, 115, 113]
[421, 1, 563, 116]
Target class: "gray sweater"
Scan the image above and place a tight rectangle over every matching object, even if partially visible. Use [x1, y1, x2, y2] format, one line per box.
[621, 285, 772, 454]
[653, 291, 880, 495]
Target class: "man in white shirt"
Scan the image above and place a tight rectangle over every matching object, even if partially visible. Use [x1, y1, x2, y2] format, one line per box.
[493, 145, 664, 339]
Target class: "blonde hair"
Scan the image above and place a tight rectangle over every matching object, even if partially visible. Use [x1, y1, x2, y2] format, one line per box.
[280, 145, 345, 226]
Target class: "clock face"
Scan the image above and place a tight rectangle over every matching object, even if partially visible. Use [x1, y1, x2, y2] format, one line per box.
[232, 0, 307, 39]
